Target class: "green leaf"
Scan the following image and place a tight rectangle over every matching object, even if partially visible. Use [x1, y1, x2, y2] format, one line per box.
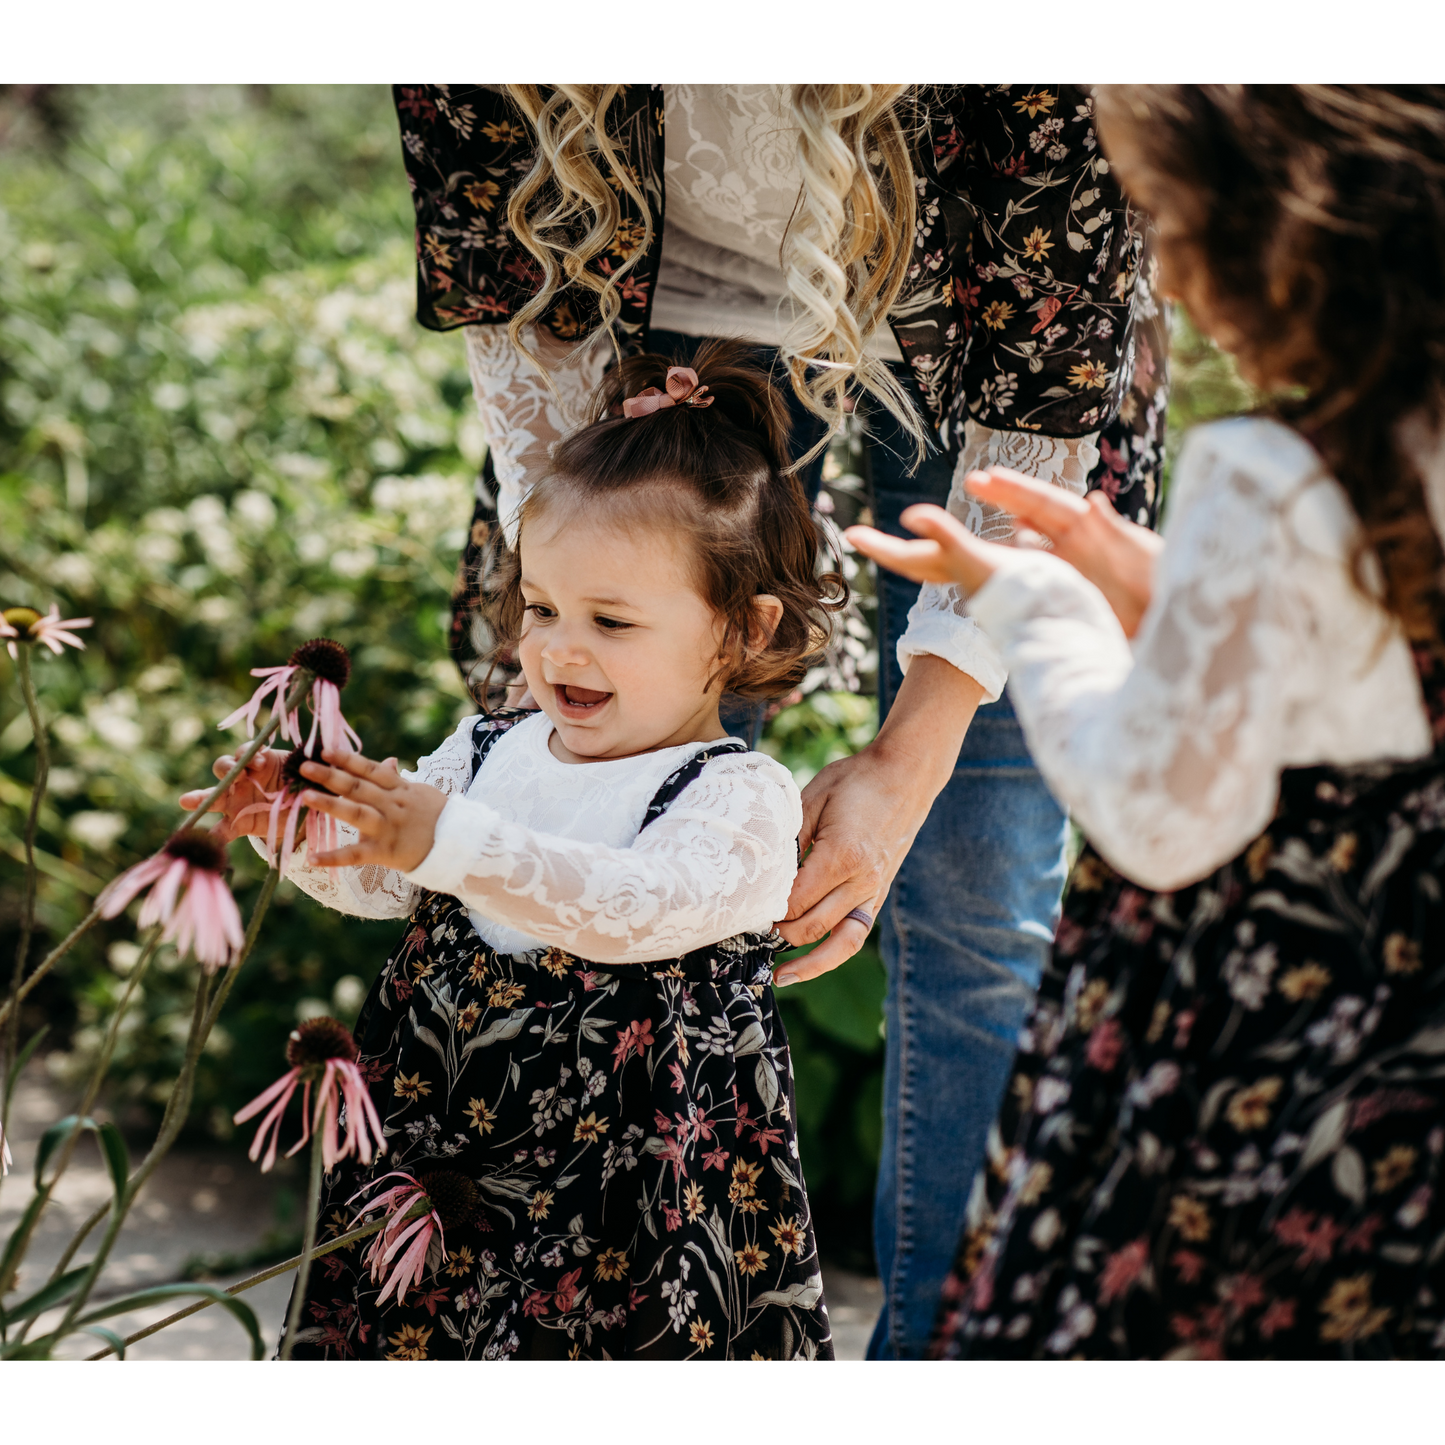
[34, 1114, 95, 1187]
[73, 1283, 264, 1360]
[0, 1268, 90, 1330]
[97, 1122, 131, 1205]
[786, 947, 886, 1055]
[0, 1192, 49, 1303]
[83, 1325, 127, 1360]
[5, 1024, 49, 1096]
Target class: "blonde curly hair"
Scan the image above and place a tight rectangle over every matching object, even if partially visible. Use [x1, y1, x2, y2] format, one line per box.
[501, 84, 926, 468]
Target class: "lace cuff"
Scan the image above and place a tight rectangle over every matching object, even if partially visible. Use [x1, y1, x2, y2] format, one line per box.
[464, 325, 612, 545]
[897, 422, 1100, 694]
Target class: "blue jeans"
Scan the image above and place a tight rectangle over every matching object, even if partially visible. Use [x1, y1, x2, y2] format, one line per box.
[863, 394, 1070, 1360]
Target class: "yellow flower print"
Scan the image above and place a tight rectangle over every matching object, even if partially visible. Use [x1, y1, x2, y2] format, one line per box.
[683, 1182, 706, 1221]
[573, 1111, 609, 1144]
[488, 980, 527, 1008]
[394, 1071, 431, 1102]
[422, 234, 455, 270]
[675, 1021, 691, 1067]
[729, 1158, 763, 1204]
[1168, 1194, 1212, 1243]
[594, 1247, 629, 1281]
[385, 1322, 433, 1359]
[734, 1242, 769, 1277]
[980, 300, 1015, 331]
[481, 120, 527, 145]
[467, 953, 488, 986]
[1319, 1273, 1392, 1342]
[1245, 834, 1274, 882]
[1384, 933, 1422, 975]
[1372, 1144, 1418, 1194]
[456, 1002, 482, 1033]
[1075, 978, 1110, 1033]
[1225, 1077, 1283, 1132]
[1328, 832, 1358, 872]
[539, 948, 572, 978]
[769, 1217, 805, 1257]
[445, 1245, 476, 1278]
[609, 219, 647, 259]
[464, 1097, 497, 1135]
[528, 1188, 554, 1221]
[1278, 963, 1331, 1002]
[1018, 1162, 1054, 1207]
[688, 1317, 715, 1350]
[1071, 854, 1113, 892]
[1014, 90, 1055, 118]
[462, 179, 500, 211]
[1145, 1002, 1171, 1045]
[1067, 360, 1111, 390]
[1021, 227, 1054, 261]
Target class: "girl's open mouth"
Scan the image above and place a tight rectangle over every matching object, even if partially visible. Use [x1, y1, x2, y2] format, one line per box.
[554, 683, 612, 718]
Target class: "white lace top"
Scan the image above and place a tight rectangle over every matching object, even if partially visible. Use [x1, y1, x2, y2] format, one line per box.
[967, 415, 1436, 891]
[262, 710, 802, 965]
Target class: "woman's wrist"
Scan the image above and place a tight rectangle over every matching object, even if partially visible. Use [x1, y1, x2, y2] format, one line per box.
[868, 654, 986, 800]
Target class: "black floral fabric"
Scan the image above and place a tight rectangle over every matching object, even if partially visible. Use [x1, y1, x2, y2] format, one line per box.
[932, 642, 1445, 1359]
[285, 719, 833, 1361]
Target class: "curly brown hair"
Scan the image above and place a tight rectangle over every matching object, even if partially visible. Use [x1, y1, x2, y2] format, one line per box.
[1097, 85, 1445, 641]
[480, 339, 847, 703]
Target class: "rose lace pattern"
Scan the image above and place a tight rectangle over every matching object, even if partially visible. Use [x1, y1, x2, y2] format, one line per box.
[898, 420, 1101, 699]
[463, 324, 611, 545]
[968, 415, 1434, 890]
[266, 711, 802, 965]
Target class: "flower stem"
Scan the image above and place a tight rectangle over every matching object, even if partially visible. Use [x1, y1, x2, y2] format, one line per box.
[278, 1124, 327, 1361]
[83, 1214, 390, 1360]
[1, 646, 49, 1211]
[43, 867, 280, 1348]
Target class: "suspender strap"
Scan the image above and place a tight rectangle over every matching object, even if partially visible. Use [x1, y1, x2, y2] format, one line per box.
[639, 740, 748, 832]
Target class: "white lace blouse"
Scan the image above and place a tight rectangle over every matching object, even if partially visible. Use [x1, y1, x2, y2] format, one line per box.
[260, 710, 802, 965]
[967, 415, 1436, 891]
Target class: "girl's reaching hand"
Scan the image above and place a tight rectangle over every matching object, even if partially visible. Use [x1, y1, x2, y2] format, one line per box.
[179, 748, 286, 840]
[846, 501, 1008, 597]
[295, 749, 447, 873]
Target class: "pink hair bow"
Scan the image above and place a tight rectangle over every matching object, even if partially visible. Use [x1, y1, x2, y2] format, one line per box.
[622, 366, 714, 418]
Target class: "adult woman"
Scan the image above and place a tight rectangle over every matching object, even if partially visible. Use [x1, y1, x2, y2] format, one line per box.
[390, 84, 1168, 1358]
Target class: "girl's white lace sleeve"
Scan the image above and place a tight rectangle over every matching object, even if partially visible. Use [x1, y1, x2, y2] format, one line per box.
[966, 418, 1430, 890]
[464, 324, 612, 545]
[251, 716, 491, 920]
[897, 420, 1101, 701]
[404, 752, 802, 964]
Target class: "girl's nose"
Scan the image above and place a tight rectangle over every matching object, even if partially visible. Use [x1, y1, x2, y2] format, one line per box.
[540, 633, 591, 669]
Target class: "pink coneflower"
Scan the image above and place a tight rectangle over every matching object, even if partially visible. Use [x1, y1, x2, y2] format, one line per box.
[217, 638, 360, 755]
[236, 748, 339, 874]
[351, 1169, 479, 1306]
[233, 1016, 385, 1173]
[2, 604, 92, 660]
[97, 831, 244, 972]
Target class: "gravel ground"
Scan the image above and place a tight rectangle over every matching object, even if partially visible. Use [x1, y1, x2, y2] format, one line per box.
[3, 1066, 880, 1359]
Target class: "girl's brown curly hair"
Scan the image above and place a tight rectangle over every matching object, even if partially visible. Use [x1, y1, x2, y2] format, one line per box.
[480, 338, 848, 703]
[1098, 85, 1445, 641]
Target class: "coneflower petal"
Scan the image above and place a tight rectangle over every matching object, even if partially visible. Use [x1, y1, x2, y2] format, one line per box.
[97, 853, 171, 919]
[138, 857, 190, 930]
[234, 1067, 301, 1124]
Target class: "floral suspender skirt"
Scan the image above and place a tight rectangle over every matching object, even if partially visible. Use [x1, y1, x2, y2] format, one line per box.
[934, 643, 1445, 1359]
[285, 717, 833, 1360]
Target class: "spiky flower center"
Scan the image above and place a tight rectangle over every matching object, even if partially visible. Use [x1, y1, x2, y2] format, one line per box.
[279, 748, 334, 798]
[417, 1170, 481, 1230]
[2, 606, 41, 632]
[288, 638, 351, 690]
[163, 830, 228, 873]
[286, 1015, 359, 1070]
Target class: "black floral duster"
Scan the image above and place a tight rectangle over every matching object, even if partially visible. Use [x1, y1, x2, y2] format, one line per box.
[285, 719, 833, 1361]
[389, 84, 1170, 669]
[932, 643, 1445, 1359]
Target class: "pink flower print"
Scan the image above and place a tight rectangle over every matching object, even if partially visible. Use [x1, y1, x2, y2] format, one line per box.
[1085, 1018, 1124, 1073]
[98, 830, 244, 972]
[1257, 1298, 1296, 1340]
[1097, 1238, 1149, 1304]
[611, 1018, 654, 1071]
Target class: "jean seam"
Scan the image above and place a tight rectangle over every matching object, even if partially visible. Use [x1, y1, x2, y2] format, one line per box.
[887, 886, 916, 1355]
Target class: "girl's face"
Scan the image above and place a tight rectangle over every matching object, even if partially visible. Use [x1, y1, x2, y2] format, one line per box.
[516, 511, 731, 762]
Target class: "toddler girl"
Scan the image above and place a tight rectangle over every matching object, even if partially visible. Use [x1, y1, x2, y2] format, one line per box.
[207, 342, 840, 1359]
[853, 85, 1445, 1358]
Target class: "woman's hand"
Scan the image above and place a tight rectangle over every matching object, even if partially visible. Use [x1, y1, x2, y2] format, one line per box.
[179, 748, 286, 840]
[965, 467, 1161, 637]
[294, 749, 448, 873]
[775, 656, 985, 986]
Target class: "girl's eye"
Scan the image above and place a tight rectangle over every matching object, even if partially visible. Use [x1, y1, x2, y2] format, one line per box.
[524, 604, 557, 621]
[594, 616, 632, 632]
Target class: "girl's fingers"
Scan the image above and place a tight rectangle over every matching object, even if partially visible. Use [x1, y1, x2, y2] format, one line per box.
[298, 759, 389, 808]
[844, 526, 955, 585]
[301, 791, 383, 833]
[895, 503, 1004, 593]
[319, 749, 402, 790]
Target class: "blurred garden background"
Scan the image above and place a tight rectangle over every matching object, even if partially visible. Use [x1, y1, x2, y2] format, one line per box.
[0, 84, 1255, 1277]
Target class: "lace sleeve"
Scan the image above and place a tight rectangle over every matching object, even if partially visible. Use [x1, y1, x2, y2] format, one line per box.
[463, 324, 612, 545]
[404, 752, 802, 964]
[967, 418, 1430, 889]
[898, 420, 1100, 700]
[256, 715, 490, 920]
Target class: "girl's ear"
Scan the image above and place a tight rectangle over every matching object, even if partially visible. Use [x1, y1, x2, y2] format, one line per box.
[747, 594, 784, 655]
